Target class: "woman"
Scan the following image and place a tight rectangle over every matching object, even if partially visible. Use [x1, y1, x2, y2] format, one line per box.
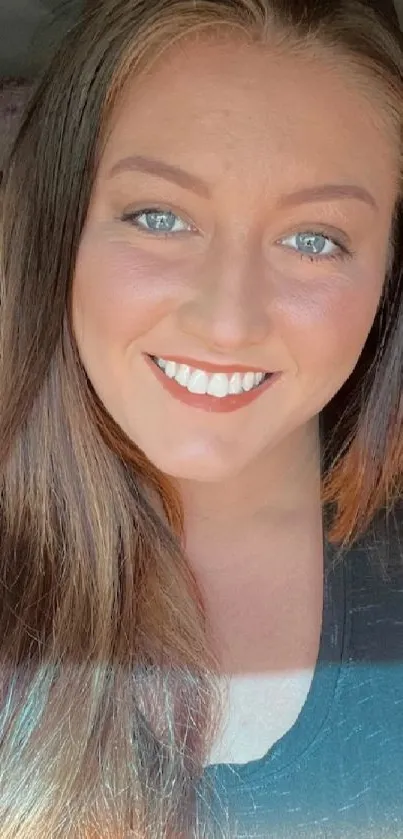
[0, 0, 402, 837]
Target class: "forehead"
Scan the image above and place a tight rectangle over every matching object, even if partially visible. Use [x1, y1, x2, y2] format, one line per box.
[101, 36, 399, 202]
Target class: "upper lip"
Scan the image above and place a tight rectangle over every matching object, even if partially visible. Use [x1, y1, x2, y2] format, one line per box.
[147, 353, 271, 374]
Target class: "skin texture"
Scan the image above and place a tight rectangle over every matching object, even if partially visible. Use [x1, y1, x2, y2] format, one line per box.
[72, 34, 397, 509]
[72, 35, 399, 690]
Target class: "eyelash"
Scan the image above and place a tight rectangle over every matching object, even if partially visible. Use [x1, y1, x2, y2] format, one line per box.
[120, 207, 354, 263]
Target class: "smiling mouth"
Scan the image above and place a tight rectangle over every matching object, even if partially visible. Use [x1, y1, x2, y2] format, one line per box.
[148, 355, 271, 398]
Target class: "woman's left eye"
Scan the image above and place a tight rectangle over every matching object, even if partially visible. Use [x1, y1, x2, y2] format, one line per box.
[279, 231, 348, 261]
[121, 208, 192, 235]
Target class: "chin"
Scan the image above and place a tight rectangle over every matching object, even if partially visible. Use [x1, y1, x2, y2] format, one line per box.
[140, 445, 247, 483]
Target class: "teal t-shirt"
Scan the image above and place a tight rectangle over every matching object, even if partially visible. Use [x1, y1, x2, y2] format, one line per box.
[200, 501, 403, 838]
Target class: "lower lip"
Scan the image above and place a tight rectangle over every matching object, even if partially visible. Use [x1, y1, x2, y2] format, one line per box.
[144, 355, 281, 413]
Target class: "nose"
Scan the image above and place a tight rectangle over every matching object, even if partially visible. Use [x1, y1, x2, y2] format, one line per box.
[176, 238, 271, 353]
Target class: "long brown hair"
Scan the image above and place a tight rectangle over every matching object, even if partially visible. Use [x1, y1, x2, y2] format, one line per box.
[0, 1, 402, 837]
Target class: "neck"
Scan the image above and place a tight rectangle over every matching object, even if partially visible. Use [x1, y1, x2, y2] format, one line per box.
[179, 416, 325, 677]
[180, 415, 321, 521]
[179, 415, 323, 573]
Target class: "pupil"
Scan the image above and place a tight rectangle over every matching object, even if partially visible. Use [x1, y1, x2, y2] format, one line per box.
[296, 233, 325, 254]
[147, 211, 175, 231]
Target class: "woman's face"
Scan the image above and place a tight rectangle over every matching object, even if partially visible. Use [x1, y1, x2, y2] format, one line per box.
[72, 35, 399, 482]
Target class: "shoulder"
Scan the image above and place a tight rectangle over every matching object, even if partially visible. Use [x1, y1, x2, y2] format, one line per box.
[363, 497, 403, 573]
[344, 498, 403, 664]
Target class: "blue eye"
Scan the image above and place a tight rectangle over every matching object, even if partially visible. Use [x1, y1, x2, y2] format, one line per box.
[280, 231, 351, 262]
[121, 208, 192, 236]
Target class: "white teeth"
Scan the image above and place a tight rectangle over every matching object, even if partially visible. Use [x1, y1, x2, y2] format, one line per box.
[207, 373, 229, 398]
[152, 357, 267, 398]
[228, 372, 242, 394]
[242, 372, 255, 392]
[164, 360, 177, 378]
[175, 364, 191, 386]
[187, 369, 209, 394]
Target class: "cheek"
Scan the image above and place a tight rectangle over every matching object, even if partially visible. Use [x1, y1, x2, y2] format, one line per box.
[71, 235, 185, 348]
[278, 272, 384, 386]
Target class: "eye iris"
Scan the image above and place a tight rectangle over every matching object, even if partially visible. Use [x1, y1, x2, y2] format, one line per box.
[146, 211, 176, 231]
[296, 232, 326, 254]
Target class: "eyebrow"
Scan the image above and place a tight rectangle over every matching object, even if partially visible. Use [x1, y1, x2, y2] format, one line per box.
[277, 183, 378, 211]
[107, 154, 378, 210]
[108, 155, 211, 198]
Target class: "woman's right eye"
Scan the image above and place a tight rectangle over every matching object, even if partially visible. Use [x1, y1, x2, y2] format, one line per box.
[121, 208, 193, 237]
